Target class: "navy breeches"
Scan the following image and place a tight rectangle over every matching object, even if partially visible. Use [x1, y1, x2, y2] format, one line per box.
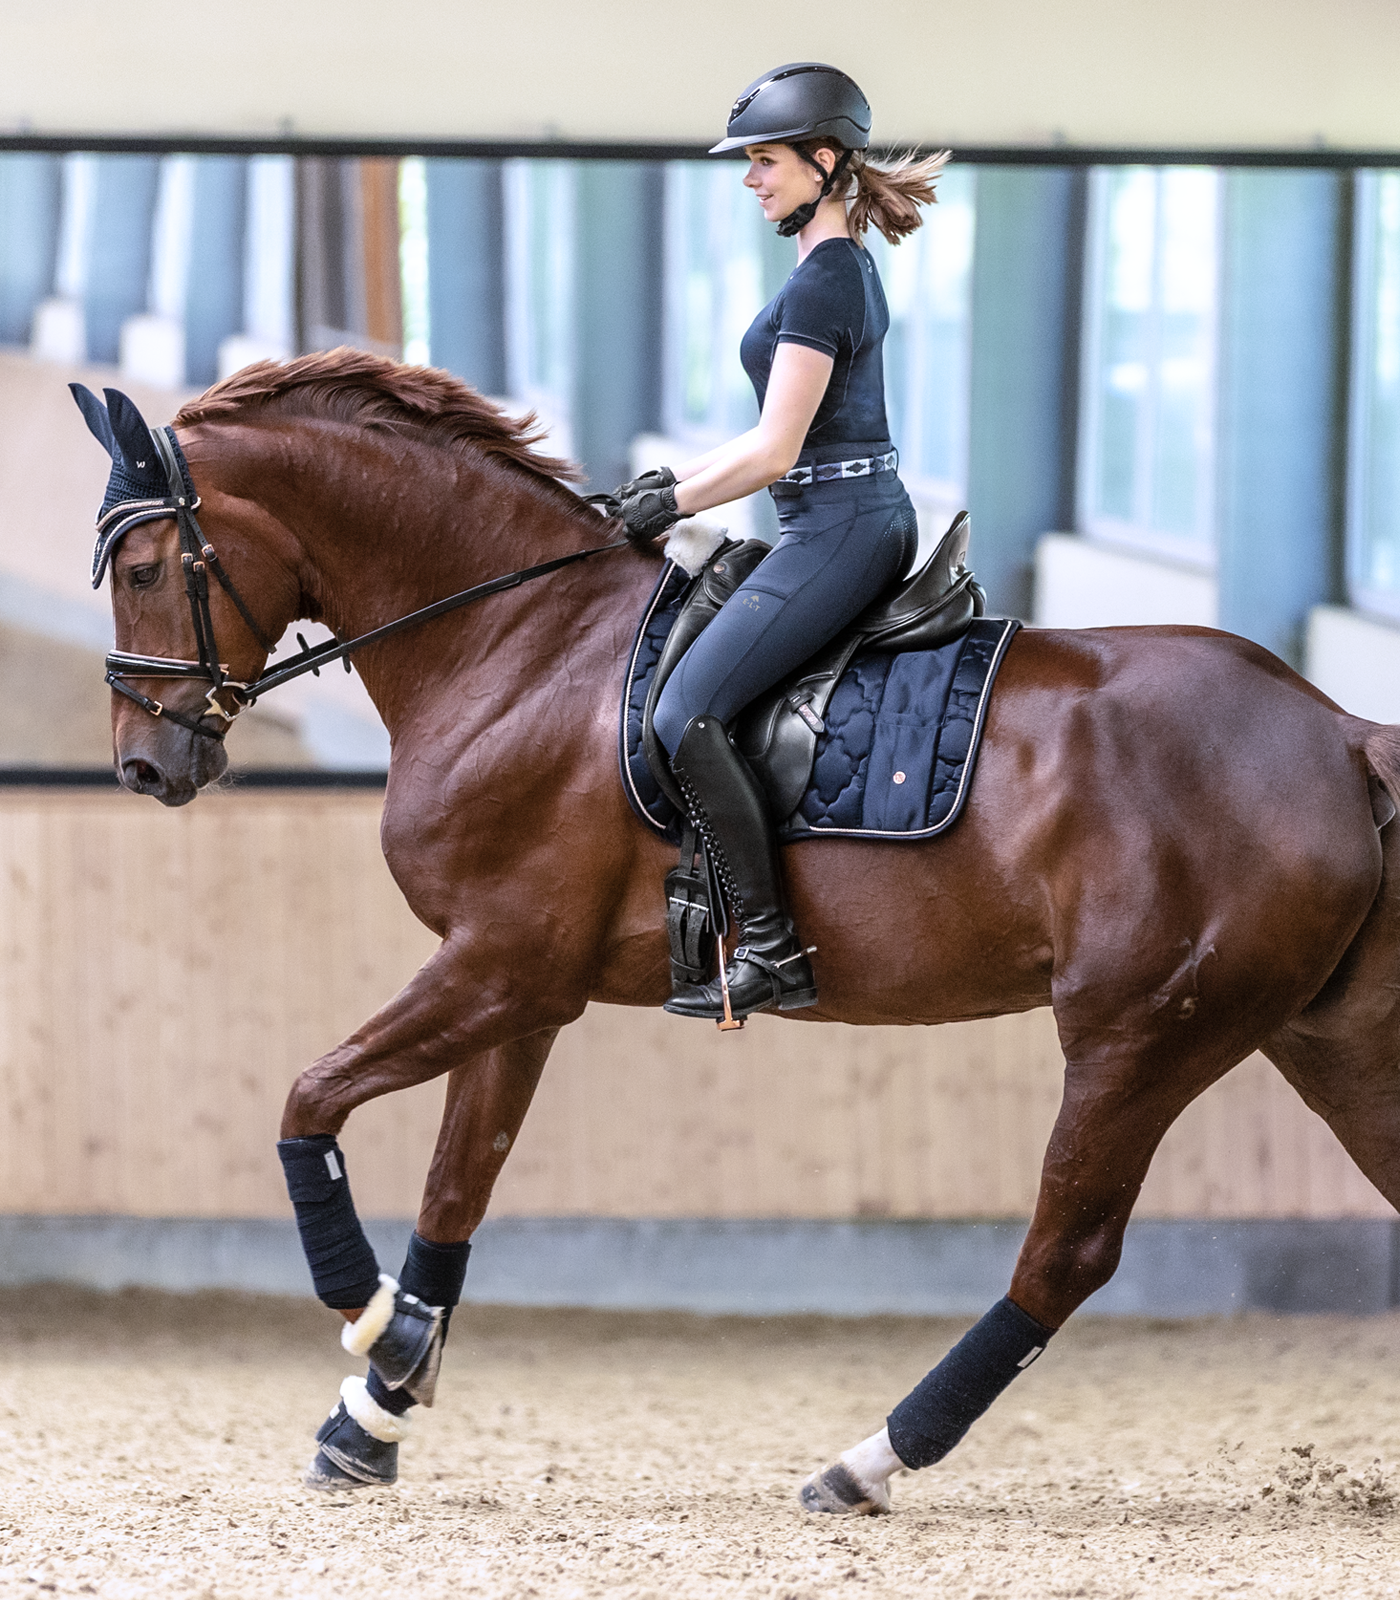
[653, 468, 918, 756]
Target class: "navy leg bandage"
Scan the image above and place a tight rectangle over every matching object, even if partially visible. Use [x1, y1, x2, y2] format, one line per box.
[886, 1296, 1055, 1470]
[366, 1232, 472, 1417]
[276, 1136, 381, 1312]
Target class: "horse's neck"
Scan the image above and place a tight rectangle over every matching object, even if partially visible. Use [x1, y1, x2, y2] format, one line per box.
[259, 425, 649, 741]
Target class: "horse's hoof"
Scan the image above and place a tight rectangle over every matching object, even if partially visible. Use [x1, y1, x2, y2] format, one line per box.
[303, 1377, 409, 1489]
[798, 1462, 891, 1516]
[304, 1447, 384, 1491]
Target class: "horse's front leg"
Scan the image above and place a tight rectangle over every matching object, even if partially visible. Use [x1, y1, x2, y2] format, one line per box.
[290, 1026, 558, 1490]
[274, 935, 569, 1488]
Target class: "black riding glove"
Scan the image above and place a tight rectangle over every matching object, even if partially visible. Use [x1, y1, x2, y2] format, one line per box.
[619, 483, 683, 547]
[614, 464, 677, 503]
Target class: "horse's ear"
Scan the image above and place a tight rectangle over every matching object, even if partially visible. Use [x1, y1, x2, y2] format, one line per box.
[102, 387, 161, 477]
[70, 383, 116, 458]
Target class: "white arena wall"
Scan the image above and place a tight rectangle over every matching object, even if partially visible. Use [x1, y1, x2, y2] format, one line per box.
[2, 0, 1398, 150]
[1033, 534, 1400, 725]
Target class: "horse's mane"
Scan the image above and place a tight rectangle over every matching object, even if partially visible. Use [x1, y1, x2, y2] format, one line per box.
[175, 348, 592, 516]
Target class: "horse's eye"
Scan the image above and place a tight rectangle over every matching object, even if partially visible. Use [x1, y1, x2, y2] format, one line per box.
[130, 564, 161, 589]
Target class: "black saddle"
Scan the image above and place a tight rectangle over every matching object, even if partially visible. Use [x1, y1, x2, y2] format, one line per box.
[641, 511, 985, 821]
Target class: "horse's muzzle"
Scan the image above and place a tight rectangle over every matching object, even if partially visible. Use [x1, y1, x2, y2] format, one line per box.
[116, 719, 227, 806]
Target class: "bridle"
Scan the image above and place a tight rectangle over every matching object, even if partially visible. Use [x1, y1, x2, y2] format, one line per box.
[101, 426, 629, 742]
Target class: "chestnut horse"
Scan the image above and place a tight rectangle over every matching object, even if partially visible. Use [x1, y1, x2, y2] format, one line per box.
[94, 351, 1400, 1495]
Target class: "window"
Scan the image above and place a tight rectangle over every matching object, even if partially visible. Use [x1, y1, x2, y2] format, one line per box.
[662, 160, 793, 446]
[503, 159, 577, 457]
[1349, 171, 1400, 616]
[867, 164, 976, 523]
[1079, 166, 1221, 562]
[398, 156, 429, 367]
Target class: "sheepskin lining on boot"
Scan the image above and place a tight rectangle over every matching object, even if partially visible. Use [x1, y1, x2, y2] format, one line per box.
[341, 1274, 398, 1357]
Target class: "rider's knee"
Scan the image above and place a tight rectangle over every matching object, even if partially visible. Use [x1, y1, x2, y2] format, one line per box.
[652, 678, 689, 758]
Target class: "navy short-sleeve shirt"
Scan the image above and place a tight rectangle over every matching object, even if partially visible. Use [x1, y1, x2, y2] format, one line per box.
[739, 237, 892, 452]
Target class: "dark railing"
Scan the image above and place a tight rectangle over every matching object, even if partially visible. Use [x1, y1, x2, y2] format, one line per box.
[0, 767, 387, 789]
[0, 134, 1395, 169]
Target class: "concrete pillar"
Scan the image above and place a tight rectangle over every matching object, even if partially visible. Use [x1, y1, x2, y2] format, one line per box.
[425, 160, 505, 393]
[1215, 170, 1346, 665]
[0, 155, 61, 345]
[298, 158, 348, 350]
[572, 161, 663, 491]
[85, 155, 160, 364]
[966, 168, 1085, 618]
[184, 157, 247, 387]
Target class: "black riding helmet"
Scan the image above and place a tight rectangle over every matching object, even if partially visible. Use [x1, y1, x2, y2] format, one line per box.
[710, 63, 871, 236]
[709, 62, 871, 154]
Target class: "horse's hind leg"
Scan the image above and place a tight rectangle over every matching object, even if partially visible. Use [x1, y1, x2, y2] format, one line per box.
[1261, 853, 1400, 1212]
[301, 1029, 557, 1490]
[802, 1020, 1258, 1518]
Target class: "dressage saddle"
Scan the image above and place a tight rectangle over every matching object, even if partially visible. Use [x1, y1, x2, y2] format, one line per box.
[641, 511, 985, 823]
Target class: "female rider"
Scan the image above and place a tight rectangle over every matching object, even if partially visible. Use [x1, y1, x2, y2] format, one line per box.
[618, 62, 948, 1023]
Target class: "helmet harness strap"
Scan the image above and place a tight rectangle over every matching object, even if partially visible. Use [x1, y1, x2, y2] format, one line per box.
[776, 146, 854, 238]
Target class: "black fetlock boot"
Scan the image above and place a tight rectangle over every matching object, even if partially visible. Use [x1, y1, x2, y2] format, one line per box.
[663, 715, 817, 1022]
[340, 1274, 444, 1406]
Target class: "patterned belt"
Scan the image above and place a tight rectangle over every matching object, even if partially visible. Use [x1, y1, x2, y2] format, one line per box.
[777, 449, 897, 487]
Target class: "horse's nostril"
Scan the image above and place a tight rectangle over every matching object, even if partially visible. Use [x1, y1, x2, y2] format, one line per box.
[124, 758, 162, 791]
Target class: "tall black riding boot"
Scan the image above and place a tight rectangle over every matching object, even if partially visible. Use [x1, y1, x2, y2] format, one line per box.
[664, 714, 817, 1022]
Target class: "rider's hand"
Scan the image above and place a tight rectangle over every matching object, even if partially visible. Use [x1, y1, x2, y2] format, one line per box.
[619, 483, 683, 547]
[614, 465, 676, 503]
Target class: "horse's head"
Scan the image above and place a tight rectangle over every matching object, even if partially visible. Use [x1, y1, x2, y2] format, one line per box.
[72, 384, 297, 805]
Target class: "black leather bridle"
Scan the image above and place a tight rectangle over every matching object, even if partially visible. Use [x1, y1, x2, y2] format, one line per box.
[101, 427, 628, 742]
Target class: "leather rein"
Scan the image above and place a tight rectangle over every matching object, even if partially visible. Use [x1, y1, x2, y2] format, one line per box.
[103, 426, 629, 742]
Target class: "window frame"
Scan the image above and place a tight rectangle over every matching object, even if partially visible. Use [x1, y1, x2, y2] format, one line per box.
[502, 157, 577, 459]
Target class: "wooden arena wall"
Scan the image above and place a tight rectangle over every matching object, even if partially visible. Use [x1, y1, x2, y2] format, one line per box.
[0, 786, 1388, 1223]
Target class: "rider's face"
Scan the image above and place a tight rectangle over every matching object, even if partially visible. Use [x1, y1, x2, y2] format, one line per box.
[743, 143, 830, 223]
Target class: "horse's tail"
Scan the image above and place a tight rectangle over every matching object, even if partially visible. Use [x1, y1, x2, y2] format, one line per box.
[1364, 723, 1400, 822]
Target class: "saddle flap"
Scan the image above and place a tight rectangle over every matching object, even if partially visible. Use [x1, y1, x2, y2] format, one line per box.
[735, 632, 863, 823]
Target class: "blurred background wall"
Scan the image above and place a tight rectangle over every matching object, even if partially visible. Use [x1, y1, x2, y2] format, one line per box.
[2, 1, 1399, 1311]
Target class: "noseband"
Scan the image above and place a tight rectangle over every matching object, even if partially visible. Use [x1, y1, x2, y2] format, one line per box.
[102, 428, 628, 742]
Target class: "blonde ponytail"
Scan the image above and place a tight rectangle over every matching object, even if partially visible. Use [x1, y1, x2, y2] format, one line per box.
[800, 142, 953, 245]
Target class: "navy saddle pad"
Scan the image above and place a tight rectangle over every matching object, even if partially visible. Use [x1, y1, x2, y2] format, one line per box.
[619, 560, 1021, 843]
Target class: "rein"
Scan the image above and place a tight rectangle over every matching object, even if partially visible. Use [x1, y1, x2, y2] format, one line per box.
[103, 428, 628, 742]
